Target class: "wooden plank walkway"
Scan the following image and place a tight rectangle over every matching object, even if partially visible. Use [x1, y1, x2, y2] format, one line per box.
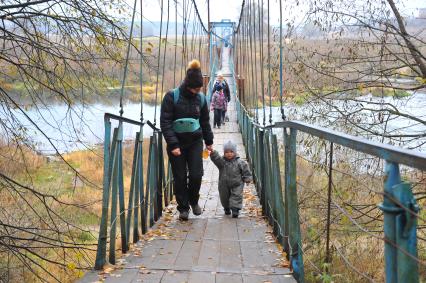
[81, 49, 295, 283]
[81, 104, 294, 283]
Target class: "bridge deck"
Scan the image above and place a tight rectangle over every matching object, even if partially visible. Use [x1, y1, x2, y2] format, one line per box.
[81, 106, 294, 283]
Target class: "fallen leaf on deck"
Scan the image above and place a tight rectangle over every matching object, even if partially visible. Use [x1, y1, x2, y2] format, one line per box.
[140, 269, 151, 274]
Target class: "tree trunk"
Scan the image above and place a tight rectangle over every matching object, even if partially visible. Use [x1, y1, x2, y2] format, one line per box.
[387, 0, 426, 78]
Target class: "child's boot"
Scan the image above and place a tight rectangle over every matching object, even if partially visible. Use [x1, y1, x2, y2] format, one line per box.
[231, 208, 239, 218]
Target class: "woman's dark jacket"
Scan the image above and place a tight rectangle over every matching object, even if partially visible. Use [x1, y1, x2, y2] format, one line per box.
[160, 84, 214, 151]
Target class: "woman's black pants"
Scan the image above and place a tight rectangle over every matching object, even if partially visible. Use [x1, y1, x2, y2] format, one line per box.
[167, 139, 203, 212]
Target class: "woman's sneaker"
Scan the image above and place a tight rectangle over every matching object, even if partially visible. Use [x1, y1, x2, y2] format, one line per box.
[191, 204, 202, 216]
[179, 211, 189, 221]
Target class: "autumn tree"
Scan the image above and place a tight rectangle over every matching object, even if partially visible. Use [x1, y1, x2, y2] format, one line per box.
[0, 1, 130, 281]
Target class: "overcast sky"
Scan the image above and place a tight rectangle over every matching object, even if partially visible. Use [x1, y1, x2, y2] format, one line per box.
[126, 0, 426, 24]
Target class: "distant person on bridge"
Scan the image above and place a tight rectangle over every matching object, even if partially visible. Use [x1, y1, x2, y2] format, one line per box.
[212, 74, 230, 124]
[210, 84, 227, 129]
[160, 59, 214, 221]
[210, 141, 252, 218]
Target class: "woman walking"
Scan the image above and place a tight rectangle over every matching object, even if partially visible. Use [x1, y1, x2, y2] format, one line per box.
[160, 59, 214, 221]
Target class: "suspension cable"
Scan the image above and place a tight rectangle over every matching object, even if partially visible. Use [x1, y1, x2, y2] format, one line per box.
[259, 0, 266, 125]
[191, 0, 208, 33]
[119, 0, 138, 116]
[160, 0, 170, 98]
[173, 0, 177, 86]
[181, 0, 187, 81]
[234, 0, 246, 34]
[253, 0, 259, 122]
[139, 0, 144, 122]
[268, 0, 272, 124]
[153, 0, 164, 125]
[279, 0, 285, 120]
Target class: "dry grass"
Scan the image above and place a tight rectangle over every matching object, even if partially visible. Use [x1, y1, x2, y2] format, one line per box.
[0, 135, 169, 282]
[0, 140, 45, 177]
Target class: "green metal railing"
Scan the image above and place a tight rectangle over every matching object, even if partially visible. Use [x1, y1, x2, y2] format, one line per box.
[94, 113, 172, 269]
[230, 44, 424, 282]
[235, 97, 425, 282]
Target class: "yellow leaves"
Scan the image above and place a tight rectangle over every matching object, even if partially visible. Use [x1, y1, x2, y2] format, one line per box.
[66, 262, 76, 270]
[415, 76, 426, 84]
[145, 42, 155, 54]
[340, 215, 351, 226]
[75, 252, 84, 260]
[67, 262, 84, 278]
[76, 270, 85, 278]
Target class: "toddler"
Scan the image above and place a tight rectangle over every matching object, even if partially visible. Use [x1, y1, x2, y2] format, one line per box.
[210, 141, 252, 218]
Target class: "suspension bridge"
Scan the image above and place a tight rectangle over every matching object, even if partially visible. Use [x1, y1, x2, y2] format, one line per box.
[78, 0, 425, 282]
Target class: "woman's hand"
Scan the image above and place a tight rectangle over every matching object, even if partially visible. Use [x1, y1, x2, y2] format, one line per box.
[171, 148, 181, 156]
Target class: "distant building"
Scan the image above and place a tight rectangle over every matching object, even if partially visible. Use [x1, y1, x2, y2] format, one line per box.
[419, 8, 426, 19]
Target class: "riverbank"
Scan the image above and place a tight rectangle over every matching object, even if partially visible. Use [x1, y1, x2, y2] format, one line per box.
[0, 137, 153, 282]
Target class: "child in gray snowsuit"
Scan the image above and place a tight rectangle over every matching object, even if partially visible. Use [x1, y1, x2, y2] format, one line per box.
[210, 141, 252, 218]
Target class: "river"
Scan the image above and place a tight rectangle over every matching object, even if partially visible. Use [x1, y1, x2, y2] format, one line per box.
[5, 91, 426, 154]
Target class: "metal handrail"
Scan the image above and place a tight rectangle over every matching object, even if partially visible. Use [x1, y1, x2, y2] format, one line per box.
[274, 120, 426, 171]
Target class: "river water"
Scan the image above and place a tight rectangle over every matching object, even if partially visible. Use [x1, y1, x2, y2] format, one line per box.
[5, 91, 426, 154]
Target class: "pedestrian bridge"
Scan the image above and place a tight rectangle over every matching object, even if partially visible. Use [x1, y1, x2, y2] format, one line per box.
[81, 44, 296, 282]
[80, 3, 426, 283]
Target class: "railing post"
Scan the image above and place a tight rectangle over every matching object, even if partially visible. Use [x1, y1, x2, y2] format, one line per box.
[325, 142, 333, 265]
[272, 134, 286, 246]
[286, 128, 304, 282]
[125, 132, 140, 247]
[157, 132, 164, 218]
[258, 129, 267, 215]
[248, 121, 254, 164]
[264, 131, 273, 225]
[166, 161, 173, 202]
[117, 123, 128, 254]
[140, 133, 147, 234]
[254, 127, 262, 197]
[145, 136, 154, 228]
[283, 128, 290, 255]
[380, 161, 419, 283]
[394, 182, 419, 283]
[109, 127, 120, 265]
[380, 162, 401, 283]
[94, 118, 112, 270]
[132, 134, 141, 243]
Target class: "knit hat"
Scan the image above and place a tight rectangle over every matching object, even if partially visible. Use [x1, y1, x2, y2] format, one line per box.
[223, 141, 237, 153]
[184, 59, 203, 89]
